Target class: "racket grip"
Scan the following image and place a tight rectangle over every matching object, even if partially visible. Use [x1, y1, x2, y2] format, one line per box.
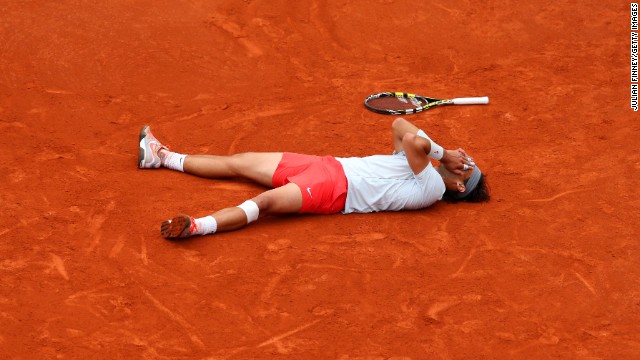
[452, 97, 489, 105]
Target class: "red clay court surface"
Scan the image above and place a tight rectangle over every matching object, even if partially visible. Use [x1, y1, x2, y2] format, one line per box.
[1, 1, 639, 358]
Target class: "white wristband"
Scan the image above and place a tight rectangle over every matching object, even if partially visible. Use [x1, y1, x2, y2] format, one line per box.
[417, 129, 444, 161]
[428, 141, 444, 160]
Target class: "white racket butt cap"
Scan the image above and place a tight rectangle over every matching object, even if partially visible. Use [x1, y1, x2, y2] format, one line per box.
[452, 97, 489, 105]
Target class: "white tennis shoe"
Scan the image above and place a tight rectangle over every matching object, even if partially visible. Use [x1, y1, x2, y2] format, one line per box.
[138, 125, 167, 169]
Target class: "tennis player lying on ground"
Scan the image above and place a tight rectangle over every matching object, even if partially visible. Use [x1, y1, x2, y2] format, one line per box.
[138, 118, 490, 239]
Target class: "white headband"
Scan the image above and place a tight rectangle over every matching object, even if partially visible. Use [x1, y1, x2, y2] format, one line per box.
[449, 165, 482, 200]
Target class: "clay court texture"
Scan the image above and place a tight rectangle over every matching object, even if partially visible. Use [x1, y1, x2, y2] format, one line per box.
[1, 0, 638, 358]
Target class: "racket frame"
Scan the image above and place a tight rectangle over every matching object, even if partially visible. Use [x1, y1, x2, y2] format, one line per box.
[364, 92, 488, 115]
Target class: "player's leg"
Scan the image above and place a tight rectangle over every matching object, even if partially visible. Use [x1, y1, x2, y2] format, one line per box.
[138, 124, 283, 187]
[161, 183, 303, 238]
[392, 117, 420, 153]
[180, 152, 283, 188]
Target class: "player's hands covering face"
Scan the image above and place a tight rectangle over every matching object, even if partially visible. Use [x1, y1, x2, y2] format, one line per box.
[441, 148, 475, 175]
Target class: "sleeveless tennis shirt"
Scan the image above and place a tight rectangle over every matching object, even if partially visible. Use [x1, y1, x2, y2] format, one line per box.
[335, 153, 446, 214]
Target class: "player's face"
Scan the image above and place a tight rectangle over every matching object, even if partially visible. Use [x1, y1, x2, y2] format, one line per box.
[439, 165, 473, 193]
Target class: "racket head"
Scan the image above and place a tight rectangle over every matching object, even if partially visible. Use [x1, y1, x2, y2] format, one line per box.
[364, 92, 450, 115]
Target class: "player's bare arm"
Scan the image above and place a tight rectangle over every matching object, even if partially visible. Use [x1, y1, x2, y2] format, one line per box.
[392, 117, 474, 175]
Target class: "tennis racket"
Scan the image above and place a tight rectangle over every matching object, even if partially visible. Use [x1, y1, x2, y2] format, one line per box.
[364, 92, 489, 115]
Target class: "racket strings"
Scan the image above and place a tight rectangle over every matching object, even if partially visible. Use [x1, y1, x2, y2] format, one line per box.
[367, 96, 428, 111]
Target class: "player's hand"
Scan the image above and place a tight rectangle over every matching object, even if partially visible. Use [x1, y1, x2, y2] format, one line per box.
[441, 148, 475, 175]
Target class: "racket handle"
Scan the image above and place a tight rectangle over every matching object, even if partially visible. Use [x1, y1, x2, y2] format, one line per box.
[452, 97, 489, 105]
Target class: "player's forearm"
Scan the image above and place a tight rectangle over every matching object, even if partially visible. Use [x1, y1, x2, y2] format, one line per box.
[395, 118, 473, 175]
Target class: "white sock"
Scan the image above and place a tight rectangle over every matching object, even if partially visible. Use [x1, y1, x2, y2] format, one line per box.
[193, 216, 217, 236]
[161, 151, 187, 172]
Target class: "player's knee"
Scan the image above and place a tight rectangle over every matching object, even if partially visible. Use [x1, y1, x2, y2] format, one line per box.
[253, 191, 288, 217]
[250, 194, 272, 214]
[228, 152, 252, 176]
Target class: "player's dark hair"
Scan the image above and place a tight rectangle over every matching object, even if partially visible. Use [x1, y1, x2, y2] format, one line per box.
[443, 174, 490, 203]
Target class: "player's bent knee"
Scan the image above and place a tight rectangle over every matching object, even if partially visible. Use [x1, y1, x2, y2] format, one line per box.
[237, 200, 260, 224]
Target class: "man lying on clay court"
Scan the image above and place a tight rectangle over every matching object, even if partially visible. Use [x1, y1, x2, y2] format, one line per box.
[138, 118, 490, 239]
